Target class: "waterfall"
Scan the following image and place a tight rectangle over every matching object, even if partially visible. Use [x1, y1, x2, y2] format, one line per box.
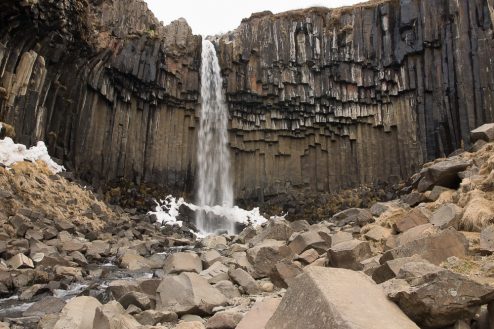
[196, 40, 234, 234]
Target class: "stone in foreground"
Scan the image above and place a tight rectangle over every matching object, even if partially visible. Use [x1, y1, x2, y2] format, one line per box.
[382, 261, 494, 328]
[236, 298, 280, 329]
[327, 240, 372, 270]
[266, 267, 419, 329]
[54, 296, 102, 329]
[156, 272, 227, 315]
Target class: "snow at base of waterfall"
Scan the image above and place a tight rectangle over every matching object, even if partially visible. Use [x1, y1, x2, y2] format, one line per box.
[148, 195, 271, 235]
[0, 137, 65, 173]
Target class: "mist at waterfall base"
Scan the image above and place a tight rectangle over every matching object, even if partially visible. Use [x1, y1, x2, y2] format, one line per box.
[149, 41, 270, 235]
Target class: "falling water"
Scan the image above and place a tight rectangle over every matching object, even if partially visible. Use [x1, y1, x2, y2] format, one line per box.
[196, 40, 234, 234]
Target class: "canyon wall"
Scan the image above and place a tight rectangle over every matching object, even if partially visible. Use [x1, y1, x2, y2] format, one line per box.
[1, 0, 494, 201]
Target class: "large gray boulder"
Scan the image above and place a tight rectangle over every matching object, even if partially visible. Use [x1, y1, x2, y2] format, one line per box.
[380, 228, 468, 265]
[471, 123, 494, 143]
[382, 261, 494, 328]
[156, 272, 227, 315]
[54, 296, 102, 329]
[266, 267, 419, 329]
[418, 158, 472, 192]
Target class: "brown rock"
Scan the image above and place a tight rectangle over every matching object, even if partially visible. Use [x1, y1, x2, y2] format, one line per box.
[246, 239, 293, 278]
[54, 296, 102, 329]
[228, 268, 259, 295]
[250, 218, 293, 244]
[327, 240, 372, 270]
[134, 310, 178, 325]
[430, 203, 462, 230]
[118, 291, 154, 310]
[372, 255, 426, 284]
[393, 208, 430, 233]
[288, 231, 329, 254]
[205, 311, 243, 329]
[163, 252, 202, 274]
[269, 259, 303, 288]
[6, 253, 34, 269]
[481, 225, 494, 254]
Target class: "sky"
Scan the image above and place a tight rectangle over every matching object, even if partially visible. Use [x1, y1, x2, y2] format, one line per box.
[145, 0, 364, 36]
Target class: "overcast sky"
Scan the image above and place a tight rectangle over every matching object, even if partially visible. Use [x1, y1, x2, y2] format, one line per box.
[145, 1, 364, 36]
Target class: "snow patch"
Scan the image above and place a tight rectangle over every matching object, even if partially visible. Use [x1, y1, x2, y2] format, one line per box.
[0, 137, 64, 173]
[149, 195, 270, 235]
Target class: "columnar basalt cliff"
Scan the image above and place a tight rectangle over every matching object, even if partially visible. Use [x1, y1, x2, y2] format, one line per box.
[0, 0, 201, 193]
[217, 0, 494, 199]
[1, 0, 494, 201]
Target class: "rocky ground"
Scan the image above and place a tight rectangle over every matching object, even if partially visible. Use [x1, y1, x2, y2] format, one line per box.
[1, 124, 494, 329]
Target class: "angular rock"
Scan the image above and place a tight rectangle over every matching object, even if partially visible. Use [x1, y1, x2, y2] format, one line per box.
[93, 301, 141, 329]
[393, 208, 430, 233]
[118, 291, 153, 310]
[7, 253, 34, 269]
[156, 272, 227, 315]
[372, 255, 425, 284]
[205, 311, 243, 329]
[236, 297, 280, 329]
[419, 158, 472, 191]
[54, 296, 102, 329]
[108, 280, 139, 300]
[250, 218, 293, 244]
[134, 310, 178, 326]
[288, 230, 329, 254]
[266, 267, 419, 329]
[164, 252, 202, 274]
[430, 203, 462, 230]
[246, 239, 293, 278]
[364, 226, 392, 242]
[383, 261, 494, 328]
[120, 250, 153, 271]
[200, 262, 229, 284]
[200, 250, 222, 268]
[213, 280, 241, 299]
[269, 259, 303, 288]
[330, 231, 353, 246]
[331, 208, 374, 227]
[471, 123, 494, 143]
[400, 192, 427, 207]
[228, 268, 259, 295]
[295, 248, 319, 264]
[23, 297, 66, 317]
[481, 225, 494, 253]
[176, 322, 206, 329]
[380, 228, 468, 265]
[327, 240, 372, 270]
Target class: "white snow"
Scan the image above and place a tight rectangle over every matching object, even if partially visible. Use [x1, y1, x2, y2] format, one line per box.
[149, 195, 270, 234]
[0, 137, 64, 173]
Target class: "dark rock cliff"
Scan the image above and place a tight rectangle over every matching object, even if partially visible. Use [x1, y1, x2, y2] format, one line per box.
[217, 0, 494, 199]
[1, 0, 493, 201]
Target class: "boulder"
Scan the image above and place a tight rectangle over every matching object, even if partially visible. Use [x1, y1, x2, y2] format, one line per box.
[6, 253, 34, 269]
[269, 259, 303, 288]
[213, 280, 241, 299]
[266, 267, 419, 329]
[200, 262, 229, 284]
[246, 239, 293, 278]
[396, 223, 439, 246]
[372, 255, 426, 284]
[164, 252, 202, 274]
[250, 218, 293, 244]
[481, 225, 494, 253]
[93, 301, 141, 329]
[295, 248, 319, 264]
[471, 123, 494, 142]
[288, 231, 329, 254]
[393, 209, 430, 233]
[134, 310, 178, 325]
[205, 311, 243, 329]
[364, 226, 392, 242]
[200, 235, 227, 249]
[228, 268, 259, 295]
[120, 250, 156, 271]
[236, 298, 281, 329]
[156, 272, 227, 315]
[382, 261, 494, 328]
[400, 192, 427, 207]
[201, 250, 222, 268]
[176, 322, 206, 329]
[418, 158, 472, 192]
[331, 208, 374, 227]
[380, 228, 468, 265]
[23, 297, 66, 317]
[118, 291, 153, 310]
[430, 203, 462, 229]
[327, 240, 372, 270]
[54, 296, 102, 329]
[330, 231, 353, 246]
[108, 280, 139, 300]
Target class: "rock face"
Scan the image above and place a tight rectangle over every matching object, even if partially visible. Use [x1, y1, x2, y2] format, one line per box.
[1, 0, 494, 200]
[266, 267, 419, 329]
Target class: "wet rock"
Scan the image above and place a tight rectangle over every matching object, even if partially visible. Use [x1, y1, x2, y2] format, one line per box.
[331, 208, 374, 227]
[246, 239, 293, 278]
[327, 240, 372, 270]
[156, 272, 227, 315]
[23, 297, 66, 317]
[382, 261, 494, 328]
[205, 311, 243, 329]
[471, 123, 494, 143]
[6, 253, 34, 269]
[267, 267, 419, 329]
[228, 268, 259, 295]
[430, 203, 463, 230]
[164, 252, 202, 274]
[53, 296, 102, 329]
[380, 228, 468, 265]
